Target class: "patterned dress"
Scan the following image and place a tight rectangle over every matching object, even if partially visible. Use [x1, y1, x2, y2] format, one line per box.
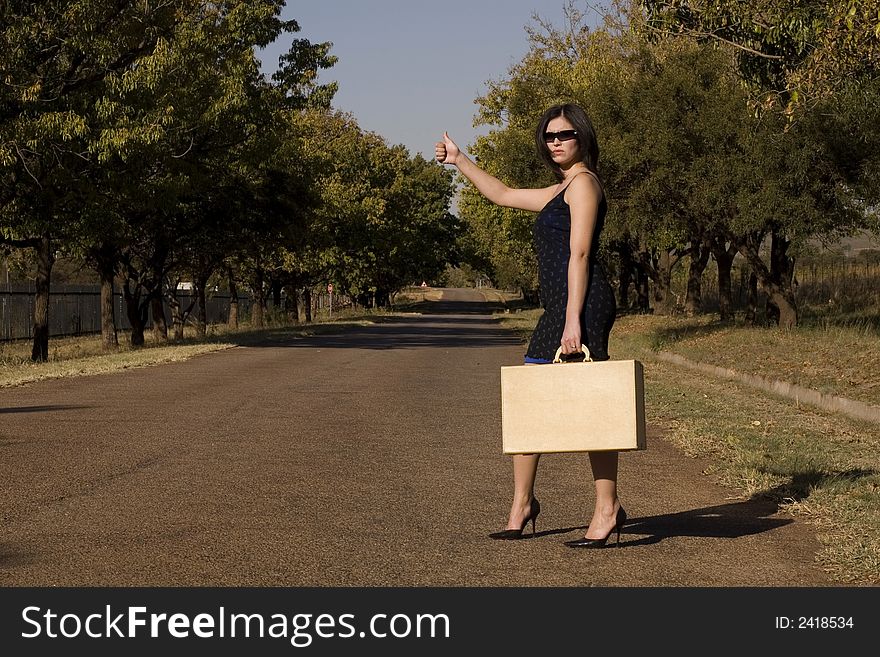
[525, 174, 616, 363]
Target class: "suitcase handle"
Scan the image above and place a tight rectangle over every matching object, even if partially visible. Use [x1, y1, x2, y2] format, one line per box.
[553, 344, 593, 363]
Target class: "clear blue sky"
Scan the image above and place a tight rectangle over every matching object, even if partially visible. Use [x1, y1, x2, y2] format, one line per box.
[257, 1, 604, 160]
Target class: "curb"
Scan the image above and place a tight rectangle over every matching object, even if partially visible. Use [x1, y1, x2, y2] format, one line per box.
[655, 350, 880, 426]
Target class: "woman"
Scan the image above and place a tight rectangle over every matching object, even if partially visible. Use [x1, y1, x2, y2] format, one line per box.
[435, 103, 624, 548]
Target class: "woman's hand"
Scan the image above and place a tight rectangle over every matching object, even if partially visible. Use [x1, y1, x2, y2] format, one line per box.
[560, 318, 582, 356]
[435, 132, 460, 165]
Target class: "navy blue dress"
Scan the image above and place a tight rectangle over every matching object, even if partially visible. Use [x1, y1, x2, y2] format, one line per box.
[525, 176, 616, 363]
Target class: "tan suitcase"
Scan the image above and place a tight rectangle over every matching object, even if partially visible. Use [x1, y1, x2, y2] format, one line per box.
[500, 346, 647, 454]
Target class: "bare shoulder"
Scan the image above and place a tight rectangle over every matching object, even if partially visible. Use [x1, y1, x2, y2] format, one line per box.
[564, 171, 603, 206]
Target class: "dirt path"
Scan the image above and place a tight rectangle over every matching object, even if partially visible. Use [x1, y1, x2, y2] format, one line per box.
[0, 288, 832, 586]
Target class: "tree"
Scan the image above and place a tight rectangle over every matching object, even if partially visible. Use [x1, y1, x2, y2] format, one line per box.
[642, 0, 880, 112]
[290, 110, 458, 309]
[463, 1, 872, 327]
[0, 0, 180, 359]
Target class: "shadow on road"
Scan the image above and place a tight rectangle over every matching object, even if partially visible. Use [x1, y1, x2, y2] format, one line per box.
[235, 313, 525, 351]
[394, 299, 510, 315]
[288, 323, 522, 351]
[525, 497, 795, 547]
[616, 498, 793, 547]
[0, 405, 93, 414]
[487, 492, 799, 547]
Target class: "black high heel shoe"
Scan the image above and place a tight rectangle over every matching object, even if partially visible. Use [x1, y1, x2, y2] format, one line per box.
[564, 506, 627, 548]
[489, 498, 541, 540]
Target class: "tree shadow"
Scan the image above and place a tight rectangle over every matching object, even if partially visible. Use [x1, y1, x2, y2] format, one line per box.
[650, 319, 737, 346]
[758, 467, 876, 503]
[392, 299, 510, 315]
[0, 405, 93, 414]
[800, 308, 880, 334]
[0, 543, 36, 569]
[225, 313, 525, 351]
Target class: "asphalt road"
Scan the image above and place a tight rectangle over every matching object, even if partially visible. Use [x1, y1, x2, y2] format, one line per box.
[0, 288, 831, 586]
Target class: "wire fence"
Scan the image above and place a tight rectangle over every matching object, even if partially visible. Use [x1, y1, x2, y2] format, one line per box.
[0, 284, 248, 341]
[697, 260, 880, 312]
[0, 284, 344, 342]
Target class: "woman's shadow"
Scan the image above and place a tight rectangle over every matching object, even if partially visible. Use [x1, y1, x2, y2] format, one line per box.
[537, 468, 875, 546]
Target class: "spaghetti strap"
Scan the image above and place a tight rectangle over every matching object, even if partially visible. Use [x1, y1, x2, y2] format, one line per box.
[560, 169, 604, 199]
[581, 168, 603, 188]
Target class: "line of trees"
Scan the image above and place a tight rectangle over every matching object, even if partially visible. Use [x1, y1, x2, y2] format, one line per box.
[457, 1, 880, 328]
[1, 1, 459, 361]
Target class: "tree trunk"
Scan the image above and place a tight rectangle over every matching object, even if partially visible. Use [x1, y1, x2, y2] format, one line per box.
[652, 250, 675, 315]
[635, 251, 650, 313]
[768, 286, 798, 329]
[684, 239, 711, 316]
[92, 243, 119, 350]
[97, 262, 118, 351]
[100, 273, 118, 349]
[303, 287, 312, 323]
[123, 281, 147, 346]
[251, 267, 265, 328]
[766, 228, 798, 329]
[735, 229, 798, 329]
[168, 290, 185, 341]
[616, 243, 635, 310]
[30, 234, 54, 362]
[151, 294, 167, 342]
[227, 267, 239, 329]
[194, 274, 208, 339]
[284, 285, 300, 324]
[296, 289, 306, 323]
[271, 278, 282, 312]
[710, 238, 737, 322]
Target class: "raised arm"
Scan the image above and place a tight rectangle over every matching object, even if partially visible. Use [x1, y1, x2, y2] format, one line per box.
[435, 132, 555, 212]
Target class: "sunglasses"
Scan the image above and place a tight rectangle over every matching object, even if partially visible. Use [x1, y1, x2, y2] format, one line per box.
[544, 130, 578, 143]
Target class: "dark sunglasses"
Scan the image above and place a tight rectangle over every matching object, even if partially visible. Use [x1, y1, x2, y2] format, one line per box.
[543, 130, 578, 143]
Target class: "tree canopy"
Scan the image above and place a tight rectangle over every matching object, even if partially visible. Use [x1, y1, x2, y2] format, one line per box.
[457, 1, 878, 327]
[1, 1, 459, 357]
[642, 0, 880, 112]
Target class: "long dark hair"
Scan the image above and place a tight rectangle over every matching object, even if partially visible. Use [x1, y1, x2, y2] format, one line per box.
[535, 103, 600, 181]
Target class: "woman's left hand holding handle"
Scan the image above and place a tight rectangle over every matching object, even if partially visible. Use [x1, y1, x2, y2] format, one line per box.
[560, 319, 581, 355]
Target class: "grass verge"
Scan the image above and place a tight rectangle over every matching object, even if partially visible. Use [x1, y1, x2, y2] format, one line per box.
[495, 310, 880, 585]
[645, 314, 880, 406]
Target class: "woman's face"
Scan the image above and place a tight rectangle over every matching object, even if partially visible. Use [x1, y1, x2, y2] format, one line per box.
[544, 116, 581, 169]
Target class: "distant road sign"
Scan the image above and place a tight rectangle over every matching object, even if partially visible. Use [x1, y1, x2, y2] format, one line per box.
[327, 284, 333, 293]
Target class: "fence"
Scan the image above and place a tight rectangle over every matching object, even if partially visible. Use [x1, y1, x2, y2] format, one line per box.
[1, 284, 347, 342]
[0, 284, 246, 341]
[793, 261, 880, 307]
[695, 259, 880, 314]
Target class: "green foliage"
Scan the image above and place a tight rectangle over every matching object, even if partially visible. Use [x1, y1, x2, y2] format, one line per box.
[461, 1, 877, 324]
[641, 0, 880, 112]
[292, 110, 458, 304]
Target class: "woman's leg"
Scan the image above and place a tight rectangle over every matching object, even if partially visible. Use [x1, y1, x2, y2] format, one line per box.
[584, 451, 621, 538]
[503, 453, 540, 529]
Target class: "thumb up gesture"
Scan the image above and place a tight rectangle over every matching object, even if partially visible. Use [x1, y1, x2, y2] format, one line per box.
[435, 132, 460, 165]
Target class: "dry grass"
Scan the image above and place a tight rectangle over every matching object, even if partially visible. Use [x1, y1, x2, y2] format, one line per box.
[0, 342, 231, 388]
[646, 316, 880, 405]
[494, 309, 880, 585]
